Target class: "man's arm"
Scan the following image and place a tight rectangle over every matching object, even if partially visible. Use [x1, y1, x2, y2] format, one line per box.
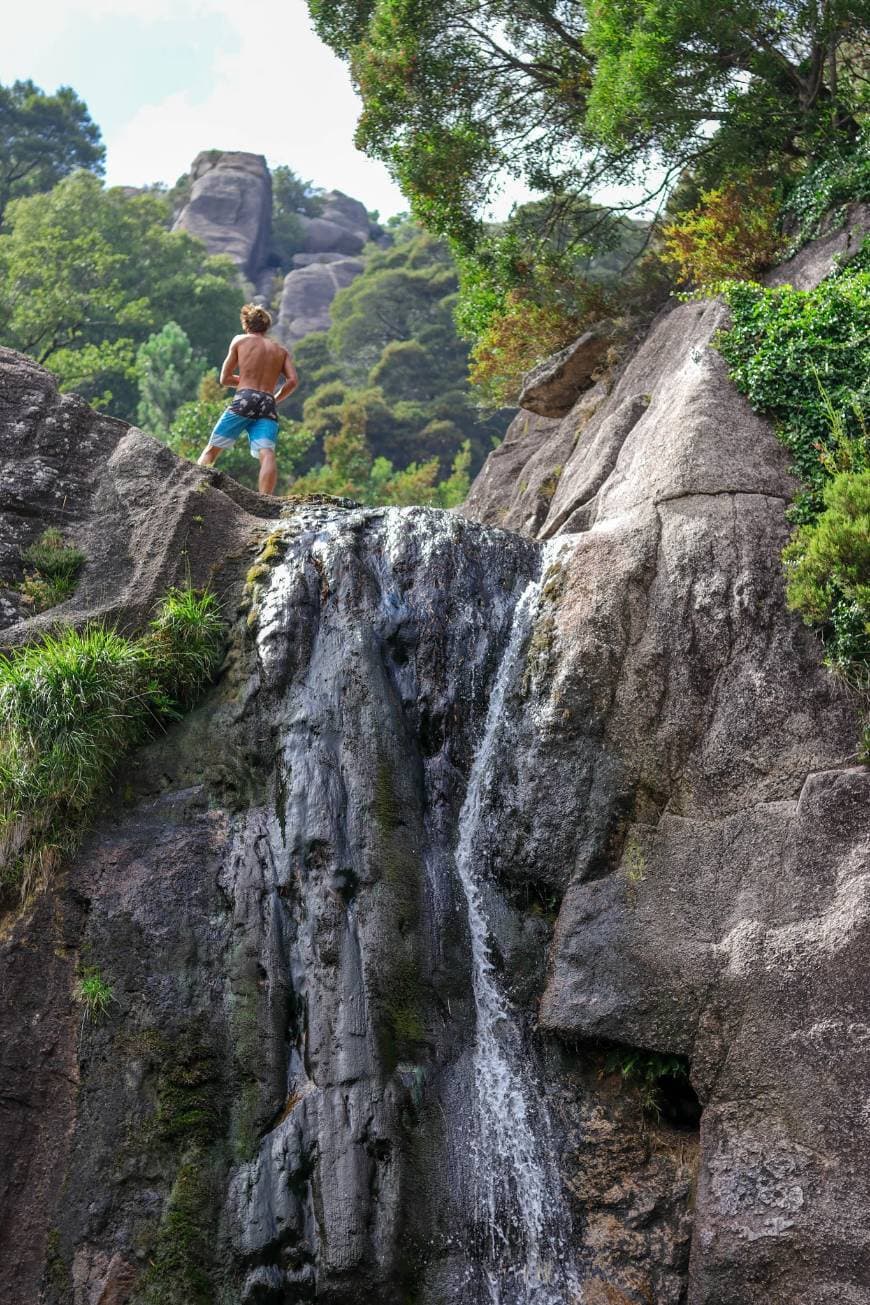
[274, 349, 298, 404]
[219, 337, 242, 387]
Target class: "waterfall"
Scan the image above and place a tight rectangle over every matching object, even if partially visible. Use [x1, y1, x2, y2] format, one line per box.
[453, 538, 581, 1305]
[239, 506, 581, 1302]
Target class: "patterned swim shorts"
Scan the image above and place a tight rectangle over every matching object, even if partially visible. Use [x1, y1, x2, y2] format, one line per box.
[207, 388, 279, 459]
[229, 388, 278, 422]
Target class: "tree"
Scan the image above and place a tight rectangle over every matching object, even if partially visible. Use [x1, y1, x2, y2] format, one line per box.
[0, 80, 104, 225]
[270, 165, 324, 268]
[0, 172, 240, 418]
[135, 322, 208, 435]
[286, 225, 510, 472]
[586, 1, 867, 176]
[308, 0, 869, 246]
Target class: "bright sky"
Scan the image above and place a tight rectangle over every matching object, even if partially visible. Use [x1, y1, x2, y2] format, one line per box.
[0, 0, 409, 219]
[1, 0, 662, 224]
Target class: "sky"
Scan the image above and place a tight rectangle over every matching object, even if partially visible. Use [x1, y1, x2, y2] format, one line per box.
[0, 0, 661, 223]
[0, 0, 409, 219]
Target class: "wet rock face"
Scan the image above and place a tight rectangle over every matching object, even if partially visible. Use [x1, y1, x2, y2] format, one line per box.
[4, 495, 695, 1305]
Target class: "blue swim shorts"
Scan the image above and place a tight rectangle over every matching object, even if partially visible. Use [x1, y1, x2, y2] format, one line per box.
[207, 407, 278, 459]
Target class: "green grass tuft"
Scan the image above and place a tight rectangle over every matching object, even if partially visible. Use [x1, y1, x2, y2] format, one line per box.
[19, 528, 85, 612]
[0, 587, 224, 902]
[76, 966, 114, 1021]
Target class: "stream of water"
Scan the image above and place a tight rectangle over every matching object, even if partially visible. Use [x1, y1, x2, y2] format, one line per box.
[453, 539, 581, 1304]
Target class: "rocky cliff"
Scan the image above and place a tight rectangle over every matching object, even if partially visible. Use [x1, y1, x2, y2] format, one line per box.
[172, 151, 379, 346]
[0, 214, 868, 1305]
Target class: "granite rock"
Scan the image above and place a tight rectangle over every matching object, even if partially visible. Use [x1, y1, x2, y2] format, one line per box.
[172, 150, 273, 279]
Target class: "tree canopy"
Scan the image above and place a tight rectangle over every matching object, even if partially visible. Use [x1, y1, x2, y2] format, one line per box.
[135, 322, 208, 435]
[308, 0, 869, 246]
[283, 224, 510, 473]
[0, 172, 240, 417]
[0, 80, 104, 226]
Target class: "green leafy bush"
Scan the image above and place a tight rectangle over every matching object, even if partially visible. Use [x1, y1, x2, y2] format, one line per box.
[662, 181, 784, 287]
[782, 126, 870, 252]
[716, 250, 870, 748]
[0, 588, 224, 901]
[716, 255, 870, 521]
[19, 528, 85, 612]
[783, 470, 870, 671]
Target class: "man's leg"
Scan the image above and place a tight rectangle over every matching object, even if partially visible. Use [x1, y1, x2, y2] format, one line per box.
[199, 410, 246, 469]
[258, 448, 278, 495]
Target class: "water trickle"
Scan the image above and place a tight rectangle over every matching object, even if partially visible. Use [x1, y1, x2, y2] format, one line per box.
[453, 538, 581, 1304]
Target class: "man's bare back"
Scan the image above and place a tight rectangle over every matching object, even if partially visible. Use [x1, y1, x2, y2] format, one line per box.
[221, 332, 297, 400]
[197, 304, 298, 496]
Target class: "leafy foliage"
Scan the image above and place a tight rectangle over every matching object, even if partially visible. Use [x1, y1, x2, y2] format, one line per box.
[662, 181, 784, 287]
[585, 0, 867, 183]
[290, 398, 472, 506]
[309, 0, 868, 262]
[19, 529, 85, 613]
[716, 251, 870, 519]
[454, 198, 644, 400]
[716, 246, 870, 740]
[0, 589, 224, 901]
[285, 225, 510, 481]
[783, 470, 870, 671]
[0, 172, 240, 417]
[781, 123, 870, 251]
[135, 322, 208, 435]
[0, 79, 104, 225]
[269, 164, 324, 267]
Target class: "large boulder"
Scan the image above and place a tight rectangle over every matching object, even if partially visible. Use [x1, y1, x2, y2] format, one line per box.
[0, 347, 282, 643]
[320, 189, 371, 239]
[296, 214, 366, 256]
[518, 320, 616, 418]
[173, 150, 272, 279]
[462, 209, 870, 1303]
[275, 257, 364, 345]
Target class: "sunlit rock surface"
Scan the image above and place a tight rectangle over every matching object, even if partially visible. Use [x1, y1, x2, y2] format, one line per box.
[1, 210, 868, 1305]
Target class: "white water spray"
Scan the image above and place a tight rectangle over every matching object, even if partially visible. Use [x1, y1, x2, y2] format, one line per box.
[454, 538, 581, 1304]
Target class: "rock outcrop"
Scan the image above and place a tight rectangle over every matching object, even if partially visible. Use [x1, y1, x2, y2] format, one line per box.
[275, 254, 364, 345]
[173, 151, 274, 280]
[517, 320, 616, 418]
[171, 151, 378, 345]
[1, 211, 868, 1305]
[274, 190, 378, 346]
[462, 207, 870, 1303]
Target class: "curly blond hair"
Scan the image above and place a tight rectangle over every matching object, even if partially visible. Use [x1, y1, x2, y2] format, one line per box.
[240, 304, 272, 334]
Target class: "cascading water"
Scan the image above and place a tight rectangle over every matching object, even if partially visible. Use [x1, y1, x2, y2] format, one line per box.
[236, 505, 582, 1302]
[453, 538, 581, 1305]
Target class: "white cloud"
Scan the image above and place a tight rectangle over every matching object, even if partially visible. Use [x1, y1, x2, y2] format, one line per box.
[102, 0, 406, 216]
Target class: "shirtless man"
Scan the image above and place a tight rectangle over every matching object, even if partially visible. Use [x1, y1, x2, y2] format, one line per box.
[197, 304, 298, 495]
